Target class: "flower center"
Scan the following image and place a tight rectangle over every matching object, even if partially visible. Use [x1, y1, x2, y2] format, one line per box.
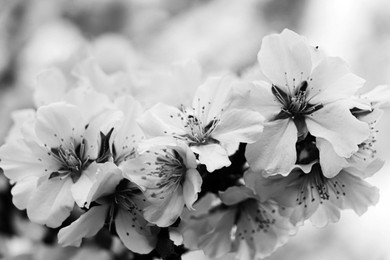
[235, 199, 276, 241]
[173, 105, 220, 145]
[106, 179, 145, 231]
[114, 180, 143, 212]
[154, 149, 186, 189]
[49, 140, 90, 182]
[272, 81, 323, 120]
[296, 164, 346, 207]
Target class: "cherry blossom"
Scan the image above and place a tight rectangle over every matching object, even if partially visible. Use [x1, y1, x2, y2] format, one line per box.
[245, 29, 369, 177]
[138, 76, 264, 172]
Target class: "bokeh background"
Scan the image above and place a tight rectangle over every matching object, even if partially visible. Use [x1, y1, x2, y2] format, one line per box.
[0, 0, 390, 259]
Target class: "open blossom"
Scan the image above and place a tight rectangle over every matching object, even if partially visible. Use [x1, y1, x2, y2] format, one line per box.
[196, 186, 293, 260]
[245, 162, 380, 228]
[317, 84, 390, 178]
[122, 139, 202, 227]
[244, 29, 369, 177]
[0, 101, 121, 227]
[58, 164, 158, 254]
[138, 76, 264, 172]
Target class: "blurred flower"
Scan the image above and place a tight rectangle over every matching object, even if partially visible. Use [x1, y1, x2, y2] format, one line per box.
[138, 76, 264, 172]
[245, 29, 369, 177]
[123, 139, 201, 227]
[196, 186, 293, 260]
[245, 162, 379, 228]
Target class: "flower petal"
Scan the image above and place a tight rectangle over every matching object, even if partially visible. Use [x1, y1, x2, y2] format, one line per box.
[212, 108, 264, 147]
[58, 204, 109, 247]
[316, 137, 348, 178]
[0, 139, 47, 183]
[115, 208, 157, 253]
[309, 201, 341, 228]
[64, 87, 113, 122]
[11, 176, 38, 209]
[35, 103, 85, 149]
[192, 76, 234, 123]
[199, 209, 236, 258]
[191, 144, 231, 172]
[183, 169, 202, 210]
[219, 186, 255, 206]
[143, 186, 185, 227]
[245, 119, 297, 177]
[86, 163, 123, 207]
[257, 29, 312, 91]
[306, 101, 369, 158]
[307, 57, 365, 104]
[27, 177, 74, 228]
[240, 81, 282, 120]
[336, 170, 379, 216]
[113, 95, 145, 163]
[137, 103, 187, 138]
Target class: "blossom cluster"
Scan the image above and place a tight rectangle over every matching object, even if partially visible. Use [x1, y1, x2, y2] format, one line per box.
[0, 29, 389, 260]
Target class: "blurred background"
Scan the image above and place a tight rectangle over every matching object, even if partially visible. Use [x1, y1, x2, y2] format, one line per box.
[0, 0, 390, 259]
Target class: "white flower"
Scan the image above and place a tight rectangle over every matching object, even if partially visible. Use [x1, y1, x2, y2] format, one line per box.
[0, 102, 121, 227]
[244, 29, 369, 177]
[138, 76, 264, 172]
[317, 84, 390, 178]
[122, 139, 202, 227]
[72, 58, 134, 101]
[58, 163, 158, 254]
[198, 186, 293, 260]
[245, 162, 380, 228]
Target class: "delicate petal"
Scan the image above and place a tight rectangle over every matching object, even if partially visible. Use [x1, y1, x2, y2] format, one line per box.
[307, 57, 365, 104]
[0, 139, 46, 183]
[316, 137, 348, 178]
[113, 95, 144, 164]
[137, 103, 187, 138]
[199, 209, 236, 258]
[258, 29, 312, 91]
[244, 169, 293, 203]
[241, 81, 282, 120]
[219, 186, 256, 206]
[58, 204, 109, 247]
[246, 119, 297, 177]
[212, 108, 264, 146]
[143, 186, 185, 227]
[71, 162, 104, 208]
[86, 163, 123, 207]
[235, 200, 293, 259]
[346, 158, 384, 179]
[191, 144, 230, 172]
[11, 176, 38, 209]
[306, 101, 369, 157]
[34, 68, 67, 107]
[35, 103, 85, 149]
[115, 209, 157, 253]
[64, 87, 113, 121]
[192, 76, 234, 123]
[309, 201, 340, 228]
[27, 177, 74, 228]
[336, 170, 379, 215]
[183, 169, 202, 210]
